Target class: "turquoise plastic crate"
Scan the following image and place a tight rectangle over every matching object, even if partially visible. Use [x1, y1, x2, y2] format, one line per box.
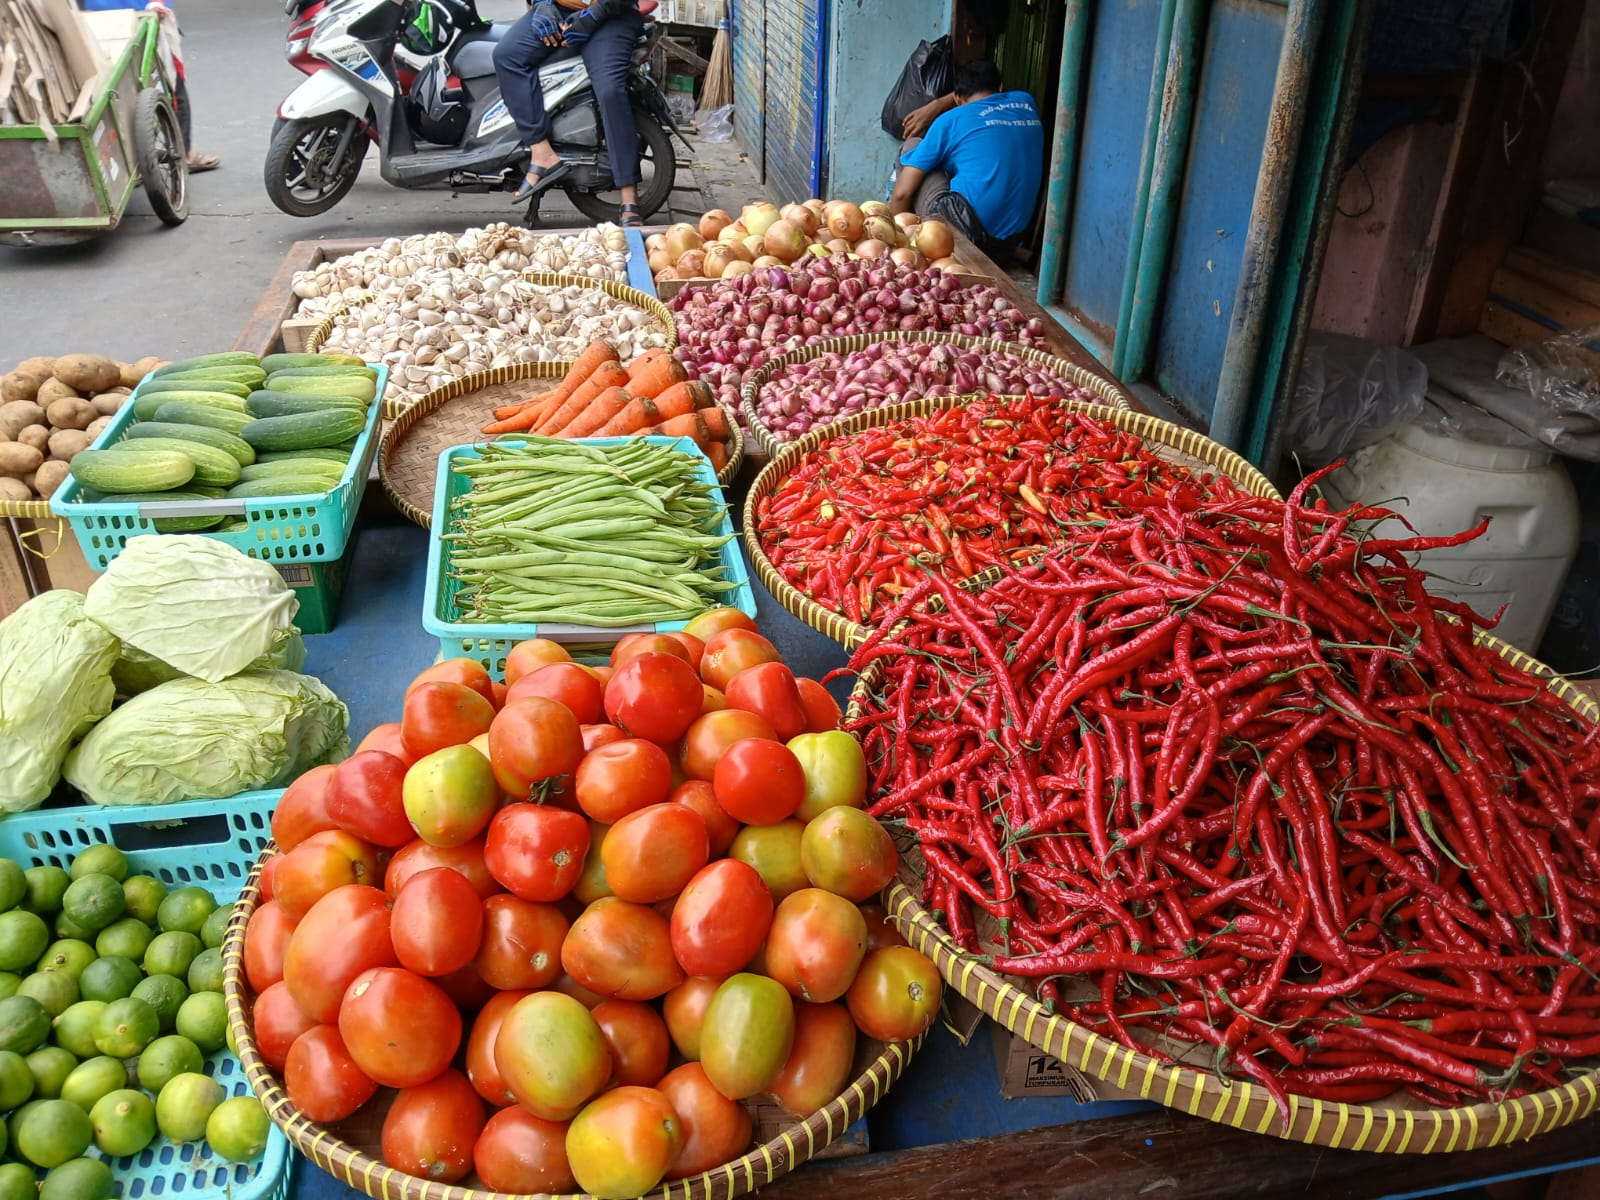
[423, 435, 757, 676]
[0, 793, 294, 1200]
[49, 366, 387, 570]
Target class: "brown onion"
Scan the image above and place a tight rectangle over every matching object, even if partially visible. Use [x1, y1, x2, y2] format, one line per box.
[861, 216, 898, 247]
[699, 209, 733, 241]
[752, 255, 784, 267]
[826, 201, 864, 242]
[665, 224, 703, 260]
[780, 203, 819, 236]
[764, 219, 809, 263]
[914, 220, 956, 262]
[645, 232, 667, 253]
[676, 248, 707, 276]
[854, 238, 891, 259]
[702, 244, 740, 278]
[893, 211, 921, 234]
[824, 237, 854, 256]
[931, 256, 963, 272]
[741, 202, 780, 237]
[721, 259, 755, 278]
[890, 246, 926, 269]
[860, 200, 891, 219]
[647, 247, 673, 273]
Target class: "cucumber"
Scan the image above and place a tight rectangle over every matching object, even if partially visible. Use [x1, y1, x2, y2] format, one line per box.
[150, 365, 268, 388]
[151, 352, 261, 377]
[258, 447, 351, 466]
[226, 475, 339, 499]
[266, 365, 379, 384]
[241, 408, 367, 453]
[95, 491, 226, 532]
[246, 390, 367, 419]
[238, 460, 347, 484]
[136, 377, 253, 400]
[109, 439, 242, 488]
[70, 449, 194, 494]
[216, 517, 251, 533]
[133, 389, 250, 421]
[152, 402, 255, 436]
[261, 352, 367, 372]
[263, 374, 377, 403]
[123, 422, 256, 465]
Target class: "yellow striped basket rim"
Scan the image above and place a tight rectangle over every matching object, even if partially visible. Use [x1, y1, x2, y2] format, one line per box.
[223, 854, 920, 1200]
[0, 497, 54, 519]
[739, 330, 1135, 459]
[743, 395, 1282, 650]
[845, 639, 1600, 1153]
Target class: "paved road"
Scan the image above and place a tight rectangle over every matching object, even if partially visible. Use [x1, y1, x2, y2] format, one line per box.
[0, 0, 642, 368]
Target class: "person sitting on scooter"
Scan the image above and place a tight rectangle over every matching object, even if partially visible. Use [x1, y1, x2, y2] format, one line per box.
[494, 0, 647, 226]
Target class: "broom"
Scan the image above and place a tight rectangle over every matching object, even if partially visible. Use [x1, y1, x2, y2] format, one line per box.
[699, 1, 732, 112]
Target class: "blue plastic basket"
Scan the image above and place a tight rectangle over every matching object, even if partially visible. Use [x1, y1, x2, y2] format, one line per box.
[0, 792, 294, 1200]
[49, 367, 387, 571]
[423, 435, 757, 675]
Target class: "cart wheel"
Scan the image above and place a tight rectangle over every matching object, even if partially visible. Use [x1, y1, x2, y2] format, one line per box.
[134, 88, 189, 227]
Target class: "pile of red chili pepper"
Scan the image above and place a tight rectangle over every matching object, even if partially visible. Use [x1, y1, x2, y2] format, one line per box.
[752, 394, 1252, 625]
[843, 470, 1600, 1112]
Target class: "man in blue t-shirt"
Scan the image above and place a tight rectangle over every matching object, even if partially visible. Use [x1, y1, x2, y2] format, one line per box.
[890, 60, 1043, 254]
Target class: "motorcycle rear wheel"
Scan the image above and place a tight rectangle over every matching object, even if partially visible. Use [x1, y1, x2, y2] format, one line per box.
[264, 114, 369, 218]
[567, 110, 675, 225]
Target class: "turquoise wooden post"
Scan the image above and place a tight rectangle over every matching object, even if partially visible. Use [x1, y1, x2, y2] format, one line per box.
[1034, 0, 1091, 316]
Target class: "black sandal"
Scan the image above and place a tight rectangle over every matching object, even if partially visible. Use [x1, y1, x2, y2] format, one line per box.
[512, 159, 571, 204]
[619, 202, 643, 229]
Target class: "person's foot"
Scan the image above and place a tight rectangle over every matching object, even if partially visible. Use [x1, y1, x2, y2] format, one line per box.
[619, 202, 642, 229]
[186, 152, 220, 173]
[512, 159, 570, 203]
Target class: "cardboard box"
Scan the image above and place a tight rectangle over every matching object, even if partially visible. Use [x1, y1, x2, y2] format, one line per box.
[8, 514, 98, 596]
[275, 529, 360, 636]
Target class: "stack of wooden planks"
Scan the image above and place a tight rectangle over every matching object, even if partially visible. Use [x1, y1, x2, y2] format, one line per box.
[0, 0, 105, 133]
[1484, 247, 1600, 347]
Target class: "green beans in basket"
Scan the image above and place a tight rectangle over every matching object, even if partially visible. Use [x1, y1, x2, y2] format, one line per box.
[442, 437, 739, 626]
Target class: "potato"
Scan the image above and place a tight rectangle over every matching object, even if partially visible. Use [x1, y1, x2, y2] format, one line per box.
[0, 443, 44, 477]
[0, 400, 45, 440]
[0, 478, 31, 504]
[45, 397, 96, 432]
[16, 357, 54, 377]
[33, 460, 69, 500]
[47, 429, 91, 462]
[53, 354, 121, 394]
[35, 379, 78, 406]
[21, 472, 35, 496]
[1, 372, 41, 406]
[127, 356, 162, 385]
[90, 392, 127, 416]
[85, 416, 113, 440]
[17, 426, 48, 453]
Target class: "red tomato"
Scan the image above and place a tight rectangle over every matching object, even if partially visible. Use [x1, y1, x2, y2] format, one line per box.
[764, 888, 869, 1004]
[846, 946, 943, 1042]
[339, 966, 461, 1088]
[473, 894, 569, 991]
[601, 804, 709, 904]
[800, 807, 899, 902]
[728, 820, 808, 902]
[488, 697, 584, 801]
[507, 663, 605, 724]
[679, 708, 776, 781]
[571, 821, 613, 906]
[665, 631, 705, 666]
[795, 677, 843, 732]
[355, 722, 417, 767]
[561, 897, 684, 1001]
[670, 859, 773, 978]
[699, 629, 782, 691]
[391, 868, 484, 976]
[591, 999, 671, 1087]
[590, 664, 614, 688]
[401, 744, 500, 848]
[658, 1062, 753, 1178]
[384, 836, 499, 900]
[671, 780, 739, 857]
[566, 1086, 684, 1199]
[662, 976, 725, 1061]
[604, 653, 704, 743]
[490, 680, 508, 709]
[573, 739, 673, 823]
[403, 681, 497, 759]
[407, 658, 496, 706]
[494, 991, 613, 1121]
[551, 974, 606, 1010]
[484, 804, 591, 902]
[580, 723, 626, 753]
[504, 638, 573, 686]
[859, 902, 909, 952]
[713, 739, 806, 825]
[326, 752, 413, 848]
[283, 884, 397, 1025]
[273, 829, 381, 920]
[251, 981, 317, 1073]
[284, 1025, 377, 1123]
[724, 662, 808, 741]
[766, 1001, 857, 1118]
[464, 989, 530, 1106]
[271, 764, 338, 851]
[434, 962, 496, 1012]
[243, 900, 296, 993]
[610, 634, 693, 668]
[699, 685, 728, 715]
[473, 1106, 576, 1194]
[258, 855, 280, 903]
[683, 607, 759, 642]
[381, 1068, 484, 1184]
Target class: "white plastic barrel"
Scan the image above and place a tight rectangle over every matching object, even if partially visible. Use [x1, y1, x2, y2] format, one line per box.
[1321, 421, 1580, 653]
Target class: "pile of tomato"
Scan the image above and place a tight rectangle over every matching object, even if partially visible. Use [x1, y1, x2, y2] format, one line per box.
[238, 610, 942, 1200]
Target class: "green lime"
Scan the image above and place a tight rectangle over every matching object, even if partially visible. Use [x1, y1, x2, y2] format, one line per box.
[204, 1095, 270, 1163]
[0, 1162, 33, 1200]
[89, 1088, 155, 1158]
[41, 1157, 115, 1200]
[68, 847, 127, 885]
[0, 911, 50, 973]
[60, 877, 123, 938]
[0, 973, 20, 1001]
[0, 995, 51, 1055]
[120, 876, 167, 927]
[174, 992, 228, 1055]
[200, 903, 233, 951]
[36, 940, 95, 982]
[77, 957, 140, 1005]
[59, 1056, 129, 1113]
[14, 1098, 93, 1168]
[93, 919, 152, 964]
[155, 1071, 223, 1143]
[186, 948, 224, 996]
[130, 975, 187, 1033]
[51, 914, 92, 944]
[0, 1049, 34, 1110]
[92, 998, 158, 1060]
[51, 1002, 106, 1062]
[17, 971, 77, 1018]
[156, 888, 216, 937]
[25, 1046, 77, 1099]
[143, 931, 201, 980]
[135, 1035, 202, 1093]
[0, 861, 27, 914]
[225, 1019, 238, 1057]
[24, 867, 70, 917]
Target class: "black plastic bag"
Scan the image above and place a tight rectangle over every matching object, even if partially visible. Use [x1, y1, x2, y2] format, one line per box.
[881, 36, 953, 137]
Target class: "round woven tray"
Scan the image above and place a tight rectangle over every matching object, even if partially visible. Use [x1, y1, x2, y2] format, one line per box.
[845, 645, 1600, 1153]
[222, 856, 921, 1200]
[379, 365, 746, 527]
[743, 396, 1282, 649]
[739, 331, 1135, 458]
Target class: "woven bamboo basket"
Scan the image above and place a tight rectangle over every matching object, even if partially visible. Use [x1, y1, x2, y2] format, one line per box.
[844, 643, 1600, 1153]
[222, 855, 921, 1200]
[739, 331, 1135, 458]
[743, 396, 1281, 649]
[0, 495, 53, 520]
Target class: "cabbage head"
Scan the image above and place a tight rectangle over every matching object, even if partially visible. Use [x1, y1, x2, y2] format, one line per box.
[111, 625, 307, 696]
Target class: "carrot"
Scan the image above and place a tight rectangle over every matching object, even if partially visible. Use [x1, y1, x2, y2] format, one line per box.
[641, 381, 703, 424]
[554, 386, 632, 438]
[482, 392, 563, 436]
[593, 396, 663, 437]
[706, 440, 729, 475]
[488, 340, 617, 425]
[697, 405, 730, 442]
[533, 361, 631, 436]
[651, 412, 713, 449]
[624, 350, 687, 399]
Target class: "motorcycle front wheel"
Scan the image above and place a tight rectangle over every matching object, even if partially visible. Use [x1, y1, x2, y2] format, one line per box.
[567, 111, 675, 225]
[264, 114, 370, 217]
